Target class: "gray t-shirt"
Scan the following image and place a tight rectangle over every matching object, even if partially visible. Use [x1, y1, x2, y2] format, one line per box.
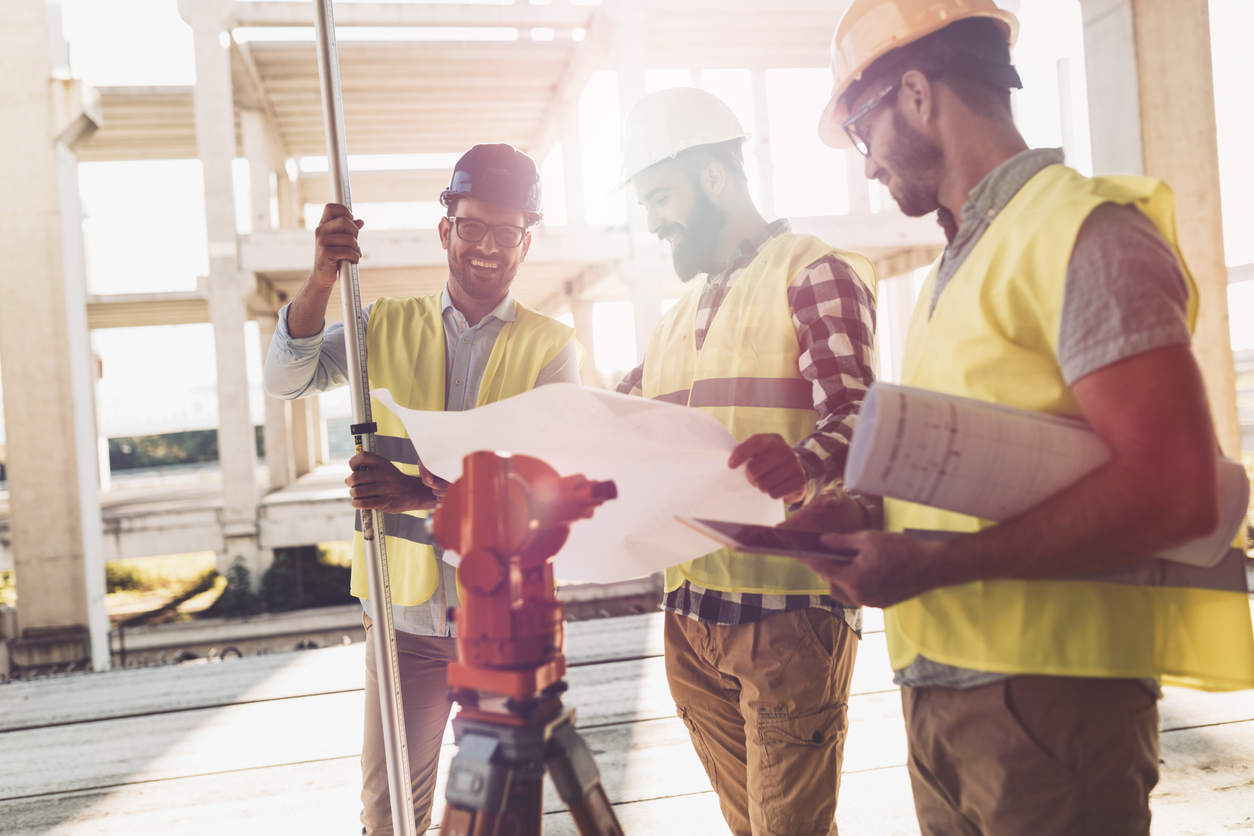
[897, 148, 1190, 691]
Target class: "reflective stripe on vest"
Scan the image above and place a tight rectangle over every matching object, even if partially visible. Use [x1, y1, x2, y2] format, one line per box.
[349, 294, 575, 606]
[641, 232, 876, 595]
[885, 165, 1254, 691]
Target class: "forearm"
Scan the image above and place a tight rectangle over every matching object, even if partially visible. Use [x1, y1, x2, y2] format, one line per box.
[286, 272, 336, 339]
[263, 302, 361, 399]
[920, 448, 1219, 589]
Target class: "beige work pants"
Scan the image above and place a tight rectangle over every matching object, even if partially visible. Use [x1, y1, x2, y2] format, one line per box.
[902, 676, 1160, 836]
[360, 614, 459, 835]
[664, 608, 859, 836]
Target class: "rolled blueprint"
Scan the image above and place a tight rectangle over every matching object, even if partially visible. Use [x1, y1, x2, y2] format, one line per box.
[845, 383, 1249, 568]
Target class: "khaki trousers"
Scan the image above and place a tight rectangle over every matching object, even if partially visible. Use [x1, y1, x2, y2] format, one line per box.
[361, 614, 459, 835]
[902, 676, 1160, 836]
[664, 609, 859, 836]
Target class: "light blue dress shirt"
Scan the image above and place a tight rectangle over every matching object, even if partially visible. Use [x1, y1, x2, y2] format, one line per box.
[263, 287, 580, 635]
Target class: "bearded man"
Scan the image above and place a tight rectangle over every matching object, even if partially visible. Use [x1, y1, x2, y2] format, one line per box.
[613, 86, 878, 836]
[263, 143, 579, 835]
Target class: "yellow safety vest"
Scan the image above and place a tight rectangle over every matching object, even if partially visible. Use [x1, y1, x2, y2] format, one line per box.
[350, 294, 576, 605]
[885, 164, 1254, 691]
[642, 232, 877, 595]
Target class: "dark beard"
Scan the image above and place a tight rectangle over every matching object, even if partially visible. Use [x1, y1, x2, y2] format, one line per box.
[658, 186, 728, 282]
[447, 252, 519, 300]
[882, 108, 944, 218]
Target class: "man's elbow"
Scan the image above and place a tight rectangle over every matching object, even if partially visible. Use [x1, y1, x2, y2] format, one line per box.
[1153, 455, 1221, 544]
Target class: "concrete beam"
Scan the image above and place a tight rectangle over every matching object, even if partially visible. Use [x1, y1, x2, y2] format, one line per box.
[86, 292, 210, 330]
[1230, 264, 1254, 285]
[787, 214, 947, 253]
[298, 169, 451, 206]
[239, 226, 632, 273]
[233, 1, 594, 30]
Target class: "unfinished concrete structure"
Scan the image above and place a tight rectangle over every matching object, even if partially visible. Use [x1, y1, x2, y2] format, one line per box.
[0, 0, 1247, 677]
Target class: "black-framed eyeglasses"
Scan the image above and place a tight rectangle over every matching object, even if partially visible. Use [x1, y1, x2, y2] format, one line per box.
[447, 217, 527, 248]
[842, 78, 901, 158]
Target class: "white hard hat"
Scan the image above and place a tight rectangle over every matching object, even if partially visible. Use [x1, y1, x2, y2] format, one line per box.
[616, 87, 749, 192]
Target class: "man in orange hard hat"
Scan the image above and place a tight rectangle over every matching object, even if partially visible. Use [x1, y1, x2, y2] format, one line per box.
[615, 86, 880, 835]
[797, 0, 1254, 834]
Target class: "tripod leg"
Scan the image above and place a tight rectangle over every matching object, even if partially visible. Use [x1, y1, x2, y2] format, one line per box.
[546, 722, 624, 836]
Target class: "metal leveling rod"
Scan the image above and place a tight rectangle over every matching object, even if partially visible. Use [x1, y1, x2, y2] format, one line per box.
[312, 3, 417, 834]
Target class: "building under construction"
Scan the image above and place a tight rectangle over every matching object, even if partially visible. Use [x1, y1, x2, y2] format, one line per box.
[1, 0, 1253, 833]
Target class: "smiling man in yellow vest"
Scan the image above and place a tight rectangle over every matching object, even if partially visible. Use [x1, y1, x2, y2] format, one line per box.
[614, 86, 879, 835]
[263, 144, 578, 835]
[799, 2, 1254, 834]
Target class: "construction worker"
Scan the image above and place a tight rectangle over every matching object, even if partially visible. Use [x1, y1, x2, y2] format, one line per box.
[797, 2, 1254, 834]
[262, 143, 579, 834]
[615, 86, 878, 836]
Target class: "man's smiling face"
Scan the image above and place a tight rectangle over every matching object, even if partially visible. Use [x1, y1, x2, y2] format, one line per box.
[439, 195, 532, 303]
[631, 157, 728, 282]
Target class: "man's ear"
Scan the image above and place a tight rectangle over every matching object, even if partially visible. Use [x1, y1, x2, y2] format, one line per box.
[898, 68, 935, 131]
[701, 160, 728, 201]
[438, 216, 452, 251]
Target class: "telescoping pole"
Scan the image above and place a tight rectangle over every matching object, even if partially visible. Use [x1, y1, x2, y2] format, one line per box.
[311, 3, 417, 834]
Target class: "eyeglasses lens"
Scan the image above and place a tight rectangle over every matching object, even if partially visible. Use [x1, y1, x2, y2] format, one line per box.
[454, 219, 523, 248]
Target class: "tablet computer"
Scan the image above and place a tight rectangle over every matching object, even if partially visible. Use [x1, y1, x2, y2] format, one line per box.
[677, 517, 858, 562]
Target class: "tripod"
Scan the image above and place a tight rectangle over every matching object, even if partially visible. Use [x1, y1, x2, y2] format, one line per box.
[432, 451, 624, 836]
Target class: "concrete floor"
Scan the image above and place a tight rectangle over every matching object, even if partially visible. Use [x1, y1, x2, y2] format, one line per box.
[1, 609, 1253, 835]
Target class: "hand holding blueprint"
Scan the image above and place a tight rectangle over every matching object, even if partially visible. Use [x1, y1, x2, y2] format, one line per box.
[845, 383, 1248, 567]
[372, 384, 784, 583]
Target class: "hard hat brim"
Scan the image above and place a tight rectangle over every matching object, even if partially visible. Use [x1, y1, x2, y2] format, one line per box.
[819, 93, 854, 150]
[612, 130, 751, 195]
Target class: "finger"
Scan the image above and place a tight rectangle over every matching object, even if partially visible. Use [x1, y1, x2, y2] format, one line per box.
[349, 484, 386, 500]
[750, 460, 804, 495]
[320, 203, 353, 223]
[727, 434, 776, 469]
[322, 248, 361, 264]
[318, 232, 363, 250]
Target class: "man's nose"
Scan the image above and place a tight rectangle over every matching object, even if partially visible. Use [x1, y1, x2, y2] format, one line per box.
[864, 153, 882, 182]
[479, 230, 501, 255]
[646, 206, 662, 235]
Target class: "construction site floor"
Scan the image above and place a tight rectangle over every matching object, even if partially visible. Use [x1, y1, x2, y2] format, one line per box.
[2, 608, 1253, 835]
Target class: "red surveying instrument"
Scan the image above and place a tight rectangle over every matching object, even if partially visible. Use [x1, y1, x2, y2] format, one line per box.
[432, 451, 624, 835]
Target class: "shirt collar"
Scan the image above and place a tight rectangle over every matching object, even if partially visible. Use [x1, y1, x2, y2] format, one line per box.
[441, 286, 516, 329]
[961, 147, 1064, 228]
[722, 218, 792, 275]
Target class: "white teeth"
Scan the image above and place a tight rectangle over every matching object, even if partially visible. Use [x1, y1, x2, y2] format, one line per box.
[470, 259, 499, 269]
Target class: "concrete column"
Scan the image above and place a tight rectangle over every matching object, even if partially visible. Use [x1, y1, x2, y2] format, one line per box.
[179, 0, 262, 579]
[612, 6, 664, 363]
[291, 397, 316, 479]
[570, 297, 599, 388]
[561, 110, 587, 227]
[93, 354, 110, 493]
[1080, 0, 1240, 456]
[241, 108, 273, 234]
[255, 315, 293, 491]
[0, 0, 109, 672]
[751, 69, 775, 220]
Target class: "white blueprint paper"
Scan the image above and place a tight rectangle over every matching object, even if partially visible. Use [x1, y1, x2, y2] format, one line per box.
[371, 384, 784, 583]
[845, 383, 1248, 567]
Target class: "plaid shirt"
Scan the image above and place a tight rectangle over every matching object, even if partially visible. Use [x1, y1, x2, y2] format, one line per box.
[615, 220, 876, 631]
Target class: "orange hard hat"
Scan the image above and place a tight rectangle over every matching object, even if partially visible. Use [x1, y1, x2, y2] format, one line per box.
[818, 0, 1019, 149]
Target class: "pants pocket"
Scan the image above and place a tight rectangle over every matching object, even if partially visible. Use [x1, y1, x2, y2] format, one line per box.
[757, 706, 845, 835]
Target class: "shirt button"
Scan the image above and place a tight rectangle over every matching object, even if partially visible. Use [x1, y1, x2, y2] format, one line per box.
[455, 379, 462, 386]
[462, 337, 468, 344]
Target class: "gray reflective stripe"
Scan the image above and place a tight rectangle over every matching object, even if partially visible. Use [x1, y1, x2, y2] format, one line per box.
[651, 389, 690, 405]
[903, 529, 1250, 593]
[373, 434, 419, 465]
[689, 377, 815, 411]
[354, 510, 435, 546]
[1082, 548, 1249, 593]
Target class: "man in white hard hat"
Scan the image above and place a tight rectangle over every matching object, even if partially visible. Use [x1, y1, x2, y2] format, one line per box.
[614, 86, 879, 836]
[800, 1, 1254, 834]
